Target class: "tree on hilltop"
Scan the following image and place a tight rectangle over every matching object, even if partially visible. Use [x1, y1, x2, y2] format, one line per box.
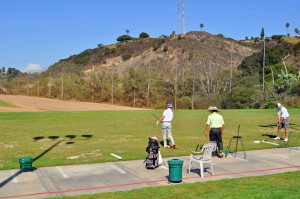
[117, 35, 133, 42]
[285, 22, 290, 36]
[260, 28, 265, 40]
[139, 32, 150, 39]
[295, 28, 299, 36]
[200, 23, 204, 31]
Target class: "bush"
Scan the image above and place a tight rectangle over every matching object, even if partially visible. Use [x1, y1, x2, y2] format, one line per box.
[271, 35, 285, 42]
[163, 45, 168, 52]
[122, 54, 132, 61]
[216, 34, 225, 38]
[75, 57, 89, 65]
[117, 35, 133, 42]
[104, 47, 116, 55]
[139, 32, 150, 39]
[152, 39, 165, 51]
[177, 96, 191, 109]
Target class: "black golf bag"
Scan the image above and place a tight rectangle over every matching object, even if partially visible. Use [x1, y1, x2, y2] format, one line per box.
[144, 137, 160, 169]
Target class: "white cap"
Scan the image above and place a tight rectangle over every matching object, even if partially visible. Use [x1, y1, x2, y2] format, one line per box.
[277, 103, 282, 107]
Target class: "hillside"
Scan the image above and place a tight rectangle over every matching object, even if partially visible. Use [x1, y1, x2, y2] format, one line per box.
[3, 31, 300, 109]
[45, 32, 256, 77]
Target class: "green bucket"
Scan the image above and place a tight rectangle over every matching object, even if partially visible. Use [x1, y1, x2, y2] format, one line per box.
[19, 157, 33, 170]
[168, 159, 184, 183]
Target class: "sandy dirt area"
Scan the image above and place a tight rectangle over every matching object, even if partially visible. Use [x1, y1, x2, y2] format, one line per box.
[0, 95, 148, 112]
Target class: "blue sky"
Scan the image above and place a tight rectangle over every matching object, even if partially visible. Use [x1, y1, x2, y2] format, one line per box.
[1, 0, 299, 72]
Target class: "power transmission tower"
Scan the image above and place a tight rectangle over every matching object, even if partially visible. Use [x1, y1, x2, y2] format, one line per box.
[176, 0, 185, 35]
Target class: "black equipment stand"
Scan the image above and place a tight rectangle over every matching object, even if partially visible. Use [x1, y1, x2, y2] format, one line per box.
[225, 125, 247, 159]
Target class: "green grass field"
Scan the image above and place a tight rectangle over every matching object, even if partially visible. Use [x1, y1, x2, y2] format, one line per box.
[0, 109, 299, 170]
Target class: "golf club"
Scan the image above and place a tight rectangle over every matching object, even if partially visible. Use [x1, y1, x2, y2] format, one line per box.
[149, 112, 159, 120]
[149, 112, 160, 125]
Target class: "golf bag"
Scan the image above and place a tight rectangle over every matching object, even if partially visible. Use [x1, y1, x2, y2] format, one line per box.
[144, 137, 160, 169]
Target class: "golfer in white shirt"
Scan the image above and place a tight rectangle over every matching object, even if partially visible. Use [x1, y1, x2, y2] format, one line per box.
[274, 103, 290, 142]
[158, 103, 176, 149]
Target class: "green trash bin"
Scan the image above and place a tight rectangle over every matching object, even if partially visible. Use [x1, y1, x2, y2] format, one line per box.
[19, 157, 33, 170]
[168, 159, 184, 183]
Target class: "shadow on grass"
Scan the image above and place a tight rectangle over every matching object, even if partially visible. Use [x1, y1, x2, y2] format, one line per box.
[290, 123, 300, 131]
[261, 134, 277, 139]
[258, 124, 276, 128]
[33, 140, 62, 162]
[259, 123, 300, 131]
[65, 135, 76, 139]
[159, 139, 171, 147]
[81, 134, 92, 139]
[48, 136, 59, 140]
[3, 134, 96, 189]
[33, 136, 44, 141]
[1, 137, 86, 189]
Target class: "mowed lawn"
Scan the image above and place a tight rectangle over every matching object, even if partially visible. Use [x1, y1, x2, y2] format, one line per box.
[0, 109, 299, 170]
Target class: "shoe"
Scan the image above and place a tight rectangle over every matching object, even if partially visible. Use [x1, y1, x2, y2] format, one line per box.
[164, 146, 170, 148]
[171, 144, 176, 149]
[284, 138, 288, 142]
[219, 153, 224, 158]
[273, 137, 281, 140]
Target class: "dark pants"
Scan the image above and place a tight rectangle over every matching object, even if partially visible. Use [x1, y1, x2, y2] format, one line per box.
[209, 128, 223, 151]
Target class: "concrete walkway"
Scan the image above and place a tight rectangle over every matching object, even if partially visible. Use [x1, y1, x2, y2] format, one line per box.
[0, 147, 300, 199]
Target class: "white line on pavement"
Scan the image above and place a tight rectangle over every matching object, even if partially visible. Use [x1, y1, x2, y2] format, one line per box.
[288, 149, 300, 152]
[235, 157, 249, 161]
[159, 166, 168, 170]
[56, 166, 69, 178]
[255, 150, 289, 158]
[111, 164, 127, 174]
[227, 155, 249, 161]
[272, 154, 289, 158]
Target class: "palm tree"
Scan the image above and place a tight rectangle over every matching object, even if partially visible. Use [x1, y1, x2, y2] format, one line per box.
[295, 28, 299, 36]
[126, 29, 130, 35]
[200, 23, 204, 31]
[260, 27, 265, 40]
[285, 22, 290, 36]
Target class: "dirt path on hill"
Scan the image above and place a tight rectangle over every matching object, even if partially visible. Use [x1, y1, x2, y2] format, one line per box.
[0, 95, 148, 112]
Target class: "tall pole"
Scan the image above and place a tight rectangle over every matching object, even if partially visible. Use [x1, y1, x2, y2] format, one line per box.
[230, 51, 233, 109]
[91, 67, 94, 102]
[0, 68, 2, 88]
[134, 66, 136, 107]
[27, 71, 29, 96]
[61, 62, 64, 101]
[176, 0, 185, 35]
[111, 64, 114, 104]
[147, 64, 150, 107]
[61, 74, 64, 100]
[37, 76, 40, 97]
[263, 38, 266, 103]
[17, 72, 20, 94]
[175, 63, 178, 109]
[49, 69, 52, 98]
[192, 63, 195, 110]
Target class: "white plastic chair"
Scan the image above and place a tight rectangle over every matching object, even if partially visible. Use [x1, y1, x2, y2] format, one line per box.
[188, 142, 217, 178]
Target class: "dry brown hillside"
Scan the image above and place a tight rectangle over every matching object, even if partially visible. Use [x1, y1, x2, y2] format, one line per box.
[46, 31, 256, 78]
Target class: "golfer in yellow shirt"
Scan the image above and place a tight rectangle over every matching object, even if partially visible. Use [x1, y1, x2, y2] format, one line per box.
[205, 106, 225, 158]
